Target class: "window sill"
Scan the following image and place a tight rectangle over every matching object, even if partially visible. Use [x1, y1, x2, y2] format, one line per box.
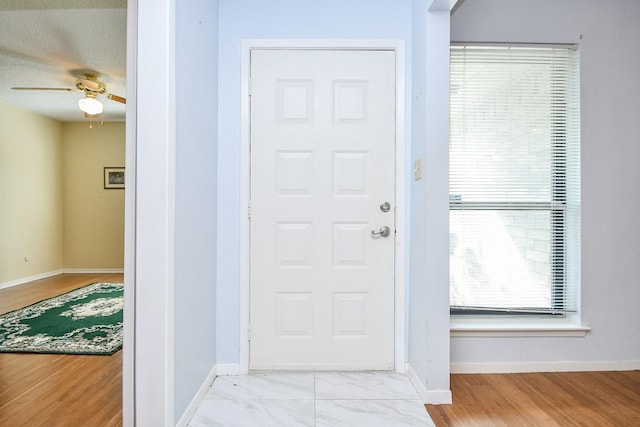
[450, 317, 591, 338]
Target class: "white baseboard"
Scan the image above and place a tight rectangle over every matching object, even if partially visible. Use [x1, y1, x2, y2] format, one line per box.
[406, 364, 452, 405]
[423, 389, 454, 405]
[451, 360, 640, 374]
[0, 269, 63, 290]
[216, 363, 247, 376]
[175, 364, 218, 427]
[62, 268, 125, 274]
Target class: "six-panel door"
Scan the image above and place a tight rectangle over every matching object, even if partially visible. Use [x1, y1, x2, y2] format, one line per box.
[250, 49, 396, 370]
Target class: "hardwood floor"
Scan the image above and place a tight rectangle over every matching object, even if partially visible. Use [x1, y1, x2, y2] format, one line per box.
[426, 371, 640, 427]
[0, 273, 123, 427]
[5, 274, 638, 426]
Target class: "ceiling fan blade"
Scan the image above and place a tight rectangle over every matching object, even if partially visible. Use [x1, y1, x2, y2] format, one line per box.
[12, 87, 75, 91]
[105, 93, 126, 104]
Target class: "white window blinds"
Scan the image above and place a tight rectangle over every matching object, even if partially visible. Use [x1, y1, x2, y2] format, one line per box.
[449, 44, 580, 314]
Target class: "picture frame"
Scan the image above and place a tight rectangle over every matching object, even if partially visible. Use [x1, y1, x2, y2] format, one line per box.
[104, 167, 125, 189]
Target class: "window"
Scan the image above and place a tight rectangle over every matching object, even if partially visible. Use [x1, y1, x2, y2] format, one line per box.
[449, 44, 580, 314]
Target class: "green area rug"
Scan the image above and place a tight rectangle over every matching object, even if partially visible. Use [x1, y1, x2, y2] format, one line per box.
[0, 282, 123, 355]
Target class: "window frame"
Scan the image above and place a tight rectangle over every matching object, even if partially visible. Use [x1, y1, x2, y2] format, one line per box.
[449, 43, 580, 316]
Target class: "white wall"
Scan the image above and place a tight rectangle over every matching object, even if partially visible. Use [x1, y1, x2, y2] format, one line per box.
[133, 0, 177, 424]
[132, 0, 219, 425]
[450, 0, 640, 369]
[174, 0, 219, 422]
[132, 0, 218, 426]
[216, 0, 414, 363]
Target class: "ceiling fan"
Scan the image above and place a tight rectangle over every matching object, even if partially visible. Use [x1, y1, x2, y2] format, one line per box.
[11, 72, 126, 117]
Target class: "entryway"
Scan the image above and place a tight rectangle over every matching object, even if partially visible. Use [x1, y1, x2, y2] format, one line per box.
[248, 48, 398, 370]
[187, 372, 436, 427]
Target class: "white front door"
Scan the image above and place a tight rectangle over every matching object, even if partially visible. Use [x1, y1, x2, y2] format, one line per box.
[249, 49, 396, 370]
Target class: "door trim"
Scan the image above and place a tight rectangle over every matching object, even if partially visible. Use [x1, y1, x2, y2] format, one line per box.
[240, 39, 406, 373]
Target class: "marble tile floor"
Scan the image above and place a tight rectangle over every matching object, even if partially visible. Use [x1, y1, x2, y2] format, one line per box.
[187, 371, 436, 427]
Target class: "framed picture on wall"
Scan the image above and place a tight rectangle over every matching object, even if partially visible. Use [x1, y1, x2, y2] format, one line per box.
[104, 167, 125, 189]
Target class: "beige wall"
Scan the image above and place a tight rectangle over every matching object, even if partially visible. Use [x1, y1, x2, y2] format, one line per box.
[63, 122, 125, 270]
[0, 103, 125, 286]
[0, 103, 64, 284]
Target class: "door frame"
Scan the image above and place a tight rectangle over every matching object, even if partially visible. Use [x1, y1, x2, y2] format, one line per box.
[239, 39, 406, 373]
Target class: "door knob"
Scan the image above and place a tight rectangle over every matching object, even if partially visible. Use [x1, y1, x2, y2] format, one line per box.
[371, 226, 391, 238]
[380, 201, 391, 212]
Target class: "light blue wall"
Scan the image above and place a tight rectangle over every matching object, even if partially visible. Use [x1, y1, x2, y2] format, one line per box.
[216, 0, 414, 364]
[214, 0, 452, 399]
[408, 0, 451, 399]
[133, 1, 452, 421]
[174, 0, 219, 422]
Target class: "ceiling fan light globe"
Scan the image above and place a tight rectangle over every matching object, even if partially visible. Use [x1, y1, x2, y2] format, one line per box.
[78, 97, 103, 115]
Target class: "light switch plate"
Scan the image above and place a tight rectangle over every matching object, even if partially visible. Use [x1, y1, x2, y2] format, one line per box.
[413, 159, 423, 180]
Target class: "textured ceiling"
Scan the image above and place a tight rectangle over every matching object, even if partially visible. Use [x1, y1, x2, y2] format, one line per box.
[0, 3, 126, 122]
